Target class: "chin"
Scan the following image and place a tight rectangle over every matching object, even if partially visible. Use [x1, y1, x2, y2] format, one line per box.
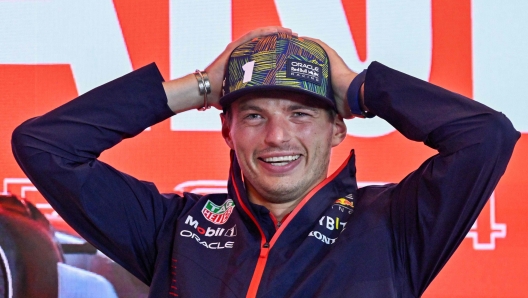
[245, 167, 327, 204]
[257, 181, 307, 204]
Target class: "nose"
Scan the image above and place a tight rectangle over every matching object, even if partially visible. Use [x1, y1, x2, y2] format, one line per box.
[264, 116, 292, 146]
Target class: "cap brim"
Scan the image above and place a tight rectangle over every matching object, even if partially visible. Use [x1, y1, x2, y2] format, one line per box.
[219, 85, 336, 111]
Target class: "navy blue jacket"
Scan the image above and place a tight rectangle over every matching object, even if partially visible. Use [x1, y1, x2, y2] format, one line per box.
[12, 62, 519, 297]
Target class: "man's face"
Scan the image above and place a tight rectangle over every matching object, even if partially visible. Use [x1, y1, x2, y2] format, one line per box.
[221, 91, 347, 204]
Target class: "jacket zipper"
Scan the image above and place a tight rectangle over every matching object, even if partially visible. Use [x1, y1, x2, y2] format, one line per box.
[232, 153, 353, 297]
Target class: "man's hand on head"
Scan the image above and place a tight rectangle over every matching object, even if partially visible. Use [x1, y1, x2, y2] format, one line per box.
[205, 26, 297, 110]
[302, 37, 359, 120]
[163, 26, 295, 113]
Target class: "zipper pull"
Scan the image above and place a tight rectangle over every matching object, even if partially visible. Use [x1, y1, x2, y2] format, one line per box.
[260, 242, 270, 258]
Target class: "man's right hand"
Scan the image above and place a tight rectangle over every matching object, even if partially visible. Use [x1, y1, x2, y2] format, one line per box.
[163, 26, 295, 113]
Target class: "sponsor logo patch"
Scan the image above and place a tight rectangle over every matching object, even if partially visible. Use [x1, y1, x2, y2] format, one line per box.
[180, 230, 234, 249]
[202, 199, 235, 225]
[308, 230, 337, 245]
[319, 215, 347, 231]
[332, 197, 354, 214]
[185, 215, 237, 237]
[286, 59, 322, 85]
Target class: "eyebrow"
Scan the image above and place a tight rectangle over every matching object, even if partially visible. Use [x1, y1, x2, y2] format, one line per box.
[287, 104, 318, 112]
[237, 104, 264, 112]
[238, 103, 319, 113]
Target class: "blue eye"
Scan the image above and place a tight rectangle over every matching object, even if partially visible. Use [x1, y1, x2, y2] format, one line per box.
[246, 114, 262, 119]
[293, 112, 308, 117]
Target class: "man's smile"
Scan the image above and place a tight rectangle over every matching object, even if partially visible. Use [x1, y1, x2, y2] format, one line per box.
[259, 154, 301, 166]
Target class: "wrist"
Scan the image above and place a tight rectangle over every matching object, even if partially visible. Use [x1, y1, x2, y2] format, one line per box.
[346, 69, 373, 118]
[163, 74, 205, 113]
[204, 65, 225, 104]
[335, 72, 357, 119]
[194, 70, 212, 111]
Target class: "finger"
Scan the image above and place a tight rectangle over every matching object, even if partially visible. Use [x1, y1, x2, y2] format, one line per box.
[234, 26, 293, 47]
[247, 26, 290, 40]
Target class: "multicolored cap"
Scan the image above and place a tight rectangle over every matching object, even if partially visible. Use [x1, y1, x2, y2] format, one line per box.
[219, 33, 335, 110]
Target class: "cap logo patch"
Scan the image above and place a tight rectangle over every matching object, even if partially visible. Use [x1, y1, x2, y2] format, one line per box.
[242, 60, 255, 83]
[286, 59, 322, 85]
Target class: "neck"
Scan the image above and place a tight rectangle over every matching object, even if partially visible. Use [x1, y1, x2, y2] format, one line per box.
[244, 182, 305, 222]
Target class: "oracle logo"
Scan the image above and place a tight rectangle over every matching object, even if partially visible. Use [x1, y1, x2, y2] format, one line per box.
[290, 61, 319, 71]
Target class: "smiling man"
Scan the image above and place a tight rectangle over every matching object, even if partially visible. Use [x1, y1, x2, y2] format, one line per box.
[12, 27, 519, 297]
[222, 91, 346, 221]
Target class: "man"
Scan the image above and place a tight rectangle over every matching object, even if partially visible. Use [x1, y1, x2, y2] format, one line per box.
[12, 27, 519, 297]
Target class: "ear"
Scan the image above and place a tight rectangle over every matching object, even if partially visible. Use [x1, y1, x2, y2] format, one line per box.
[331, 115, 347, 147]
[221, 113, 235, 150]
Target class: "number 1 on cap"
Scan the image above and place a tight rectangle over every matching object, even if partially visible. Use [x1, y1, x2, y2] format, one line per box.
[242, 61, 255, 83]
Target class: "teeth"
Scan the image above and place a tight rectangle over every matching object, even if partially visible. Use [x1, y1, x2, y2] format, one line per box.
[263, 155, 300, 163]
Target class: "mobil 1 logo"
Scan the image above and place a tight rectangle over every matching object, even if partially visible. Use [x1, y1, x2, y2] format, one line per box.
[180, 215, 237, 250]
[185, 215, 237, 238]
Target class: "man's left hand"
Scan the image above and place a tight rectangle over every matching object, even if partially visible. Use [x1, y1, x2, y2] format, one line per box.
[303, 37, 359, 119]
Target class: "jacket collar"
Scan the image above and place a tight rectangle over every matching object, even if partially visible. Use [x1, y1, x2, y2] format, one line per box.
[227, 149, 359, 240]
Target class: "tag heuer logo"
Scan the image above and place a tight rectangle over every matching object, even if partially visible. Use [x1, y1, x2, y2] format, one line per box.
[202, 199, 235, 225]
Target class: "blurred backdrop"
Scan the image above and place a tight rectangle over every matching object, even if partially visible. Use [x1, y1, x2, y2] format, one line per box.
[0, 1, 527, 297]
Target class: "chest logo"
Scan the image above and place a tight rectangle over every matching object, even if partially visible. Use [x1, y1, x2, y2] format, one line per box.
[202, 199, 235, 225]
[332, 196, 354, 214]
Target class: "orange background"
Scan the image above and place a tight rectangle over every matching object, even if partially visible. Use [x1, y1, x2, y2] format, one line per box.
[0, 1, 526, 297]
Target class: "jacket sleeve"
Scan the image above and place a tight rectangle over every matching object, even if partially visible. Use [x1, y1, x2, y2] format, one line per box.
[11, 63, 180, 285]
[361, 62, 519, 295]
